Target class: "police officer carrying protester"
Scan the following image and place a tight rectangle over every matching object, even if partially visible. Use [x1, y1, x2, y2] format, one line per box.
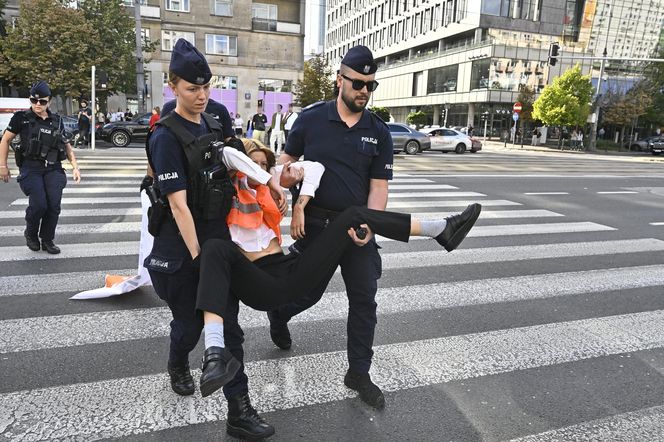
[268, 45, 404, 409]
[145, 39, 281, 439]
[0, 81, 81, 254]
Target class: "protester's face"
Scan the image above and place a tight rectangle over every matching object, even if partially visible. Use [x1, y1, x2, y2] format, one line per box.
[249, 151, 269, 171]
[337, 68, 375, 113]
[172, 79, 210, 114]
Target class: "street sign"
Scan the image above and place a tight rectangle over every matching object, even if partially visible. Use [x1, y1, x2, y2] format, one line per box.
[513, 102, 522, 113]
[512, 112, 519, 121]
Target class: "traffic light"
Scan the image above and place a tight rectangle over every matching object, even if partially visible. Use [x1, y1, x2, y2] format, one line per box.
[548, 42, 560, 66]
[98, 71, 109, 89]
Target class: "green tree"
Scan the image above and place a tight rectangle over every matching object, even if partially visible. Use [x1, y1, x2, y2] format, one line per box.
[639, 48, 664, 128]
[516, 86, 536, 122]
[0, 0, 95, 97]
[603, 85, 652, 146]
[293, 54, 336, 107]
[406, 110, 427, 127]
[533, 65, 593, 145]
[369, 106, 390, 122]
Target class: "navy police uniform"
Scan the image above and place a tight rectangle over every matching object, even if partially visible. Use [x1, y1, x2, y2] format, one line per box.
[6, 81, 68, 249]
[270, 46, 394, 375]
[143, 39, 250, 405]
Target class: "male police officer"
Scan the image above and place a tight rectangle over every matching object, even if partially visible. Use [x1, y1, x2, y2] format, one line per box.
[0, 81, 82, 254]
[268, 45, 393, 408]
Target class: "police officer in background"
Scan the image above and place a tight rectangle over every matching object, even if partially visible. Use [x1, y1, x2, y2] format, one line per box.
[0, 81, 81, 254]
[145, 39, 278, 439]
[268, 45, 393, 409]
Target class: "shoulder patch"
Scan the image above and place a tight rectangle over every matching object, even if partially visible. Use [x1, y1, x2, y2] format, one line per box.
[302, 101, 326, 112]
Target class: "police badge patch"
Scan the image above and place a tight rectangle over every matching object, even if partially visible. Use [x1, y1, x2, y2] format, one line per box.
[363, 65, 370, 74]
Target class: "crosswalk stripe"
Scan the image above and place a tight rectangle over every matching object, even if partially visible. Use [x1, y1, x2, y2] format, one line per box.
[72, 180, 141, 186]
[3, 239, 660, 297]
[0, 208, 144, 219]
[4, 264, 664, 352]
[63, 187, 141, 194]
[388, 184, 457, 190]
[11, 197, 142, 205]
[386, 191, 486, 198]
[509, 405, 664, 441]
[0, 222, 142, 236]
[70, 173, 146, 178]
[0, 242, 138, 262]
[3, 310, 664, 440]
[387, 199, 521, 208]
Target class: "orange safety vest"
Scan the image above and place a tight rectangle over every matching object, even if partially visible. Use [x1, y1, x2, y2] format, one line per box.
[227, 172, 282, 244]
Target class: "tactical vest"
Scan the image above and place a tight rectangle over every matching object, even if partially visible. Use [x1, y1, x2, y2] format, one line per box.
[153, 112, 243, 221]
[17, 111, 67, 164]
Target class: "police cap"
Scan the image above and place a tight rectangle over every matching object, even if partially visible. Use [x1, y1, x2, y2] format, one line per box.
[169, 39, 212, 85]
[30, 81, 51, 98]
[341, 45, 377, 75]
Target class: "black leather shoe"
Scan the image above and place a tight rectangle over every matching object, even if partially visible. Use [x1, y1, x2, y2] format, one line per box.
[24, 230, 40, 251]
[435, 203, 482, 252]
[167, 363, 195, 396]
[41, 240, 61, 255]
[226, 392, 275, 440]
[267, 312, 292, 350]
[344, 370, 385, 410]
[200, 346, 241, 398]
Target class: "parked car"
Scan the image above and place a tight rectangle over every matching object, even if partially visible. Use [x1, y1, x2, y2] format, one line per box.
[387, 123, 431, 154]
[97, 113, 151, 147]
[624, 135, 660, 152]
[649, 137, 664, 155]
[420, 127, 476, 153]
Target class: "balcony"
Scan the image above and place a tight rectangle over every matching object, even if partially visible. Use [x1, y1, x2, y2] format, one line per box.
[252, 18, 301, 34]
[140, 5, 160, 18]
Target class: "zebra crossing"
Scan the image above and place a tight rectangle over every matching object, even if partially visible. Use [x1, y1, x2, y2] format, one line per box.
[1, 149, 664, 441]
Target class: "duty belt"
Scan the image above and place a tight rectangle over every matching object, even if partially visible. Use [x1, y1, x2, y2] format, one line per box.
[304, 205, 341, 225]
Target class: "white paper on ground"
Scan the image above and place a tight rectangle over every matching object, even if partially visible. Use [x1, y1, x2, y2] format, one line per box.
[70, 191, 153, 300]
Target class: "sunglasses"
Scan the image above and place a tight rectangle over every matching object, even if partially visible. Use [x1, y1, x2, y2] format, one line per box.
[341, 74, 379, 92]
[29, 97, 49, 105]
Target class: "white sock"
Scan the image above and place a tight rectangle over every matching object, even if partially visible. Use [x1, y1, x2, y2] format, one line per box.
[204, 322, 225, 349]
[420, 219, 447, 238]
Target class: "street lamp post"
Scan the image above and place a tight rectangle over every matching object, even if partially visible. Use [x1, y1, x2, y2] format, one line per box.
[443, 102, 449, 128]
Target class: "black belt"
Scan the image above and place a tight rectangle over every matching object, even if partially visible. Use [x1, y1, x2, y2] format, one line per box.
[304, 205, 341, 222]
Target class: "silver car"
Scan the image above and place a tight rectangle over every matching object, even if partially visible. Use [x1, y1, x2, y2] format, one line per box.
[421, 127, 475, 154]
[387, 123, 432, 155]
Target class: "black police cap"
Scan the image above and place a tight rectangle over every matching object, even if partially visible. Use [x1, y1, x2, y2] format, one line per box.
[30, 81, 51, 98]
[169, 39, 212, 85]
[341, 45, 377, 75]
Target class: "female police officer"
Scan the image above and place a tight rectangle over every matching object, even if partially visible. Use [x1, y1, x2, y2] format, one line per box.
[145, 39, 282, 440]
[0, 81, 81, 254]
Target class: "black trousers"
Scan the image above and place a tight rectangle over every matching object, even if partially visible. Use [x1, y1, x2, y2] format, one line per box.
[17, 162, 67, 241]
[196, 206, 411, 317]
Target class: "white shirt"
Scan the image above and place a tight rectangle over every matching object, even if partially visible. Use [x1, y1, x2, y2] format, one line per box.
[229, 160, 325, 252]
[284, 112, 298, 130]
[273, 113, 283, 132]
[234, 117, 244, 129]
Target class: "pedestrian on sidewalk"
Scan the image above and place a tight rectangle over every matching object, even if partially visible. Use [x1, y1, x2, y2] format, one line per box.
[0, 80, 82, 255]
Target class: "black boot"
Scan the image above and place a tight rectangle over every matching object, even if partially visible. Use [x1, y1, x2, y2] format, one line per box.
[344, 370, 385, 410]
[41, 240, 61, 255]
[24, 230, 40, 251]
[167, 363, 195, 396]
[226, 392, 275, 440]
[200, 346, 241, 398]
[267, 311, 292, 350]
[435, 203, 482, 252]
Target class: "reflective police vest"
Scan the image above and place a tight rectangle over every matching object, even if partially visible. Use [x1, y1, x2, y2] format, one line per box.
[227, 172, 282, 244]
[153, 112, 243, 222]
[17, 111, 67, 164]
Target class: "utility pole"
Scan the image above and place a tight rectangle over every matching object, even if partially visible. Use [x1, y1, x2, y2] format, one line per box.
[588, 48, 607, 152]
[91, 65, 96, 151]
[134, 0, 146, 114]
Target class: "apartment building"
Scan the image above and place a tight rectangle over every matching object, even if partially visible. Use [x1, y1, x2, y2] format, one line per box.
[325, 0, 664, 132]
[2, 0, 305, 120]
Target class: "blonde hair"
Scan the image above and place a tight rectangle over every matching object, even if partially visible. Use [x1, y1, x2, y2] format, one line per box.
[168, 72, 181, 87]
[241, 138, 275, 170]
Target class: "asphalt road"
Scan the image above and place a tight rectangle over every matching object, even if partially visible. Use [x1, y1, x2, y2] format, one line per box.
[1, 146, 664, 441]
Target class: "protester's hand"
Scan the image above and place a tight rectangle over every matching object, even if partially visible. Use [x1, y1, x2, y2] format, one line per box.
[0, 166, 10, 183]
[290, 207, 306, 240]
[279, 162, 303, 188]
[268, 176, 287, 214]
[72, 168, 81, 184]
[348, 223, 372, 247]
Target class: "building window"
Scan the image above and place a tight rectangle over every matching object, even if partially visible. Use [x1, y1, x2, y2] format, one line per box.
[212, 0, 233, 16]
[205, 34, 238, 56]
[166, 0, 189, 12]
[122, 0, 148, 6]
[161, 30, 195, 51]
[252, 3, 278, 31]
[258, 79, 293, 92]
[471, 59, 491, 90]
[210, 75, 238, 90]
[412, 71, 423, 96]
[427, 65, 458, 93]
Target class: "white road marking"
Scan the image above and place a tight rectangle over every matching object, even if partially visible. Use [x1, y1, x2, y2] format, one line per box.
[387, 200, 521, 209]
[597, 191, 639, 194]
[0, 242, 139, 262]
[524, 192, 570, 195]
[11, 197, 141, 205]
[63, 187, 140, 194]
[3, 310, 664, 440]
[649, 222, 664, 226]
[0, 222, 142, 236]
[388, 184, 458, 190]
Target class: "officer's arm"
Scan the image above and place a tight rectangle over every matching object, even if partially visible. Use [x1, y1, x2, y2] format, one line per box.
[367, 179, 388, 211]
[64, 142, 81, 183]
[0, 130, 17, 181]
[167, 189, 200, 259]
